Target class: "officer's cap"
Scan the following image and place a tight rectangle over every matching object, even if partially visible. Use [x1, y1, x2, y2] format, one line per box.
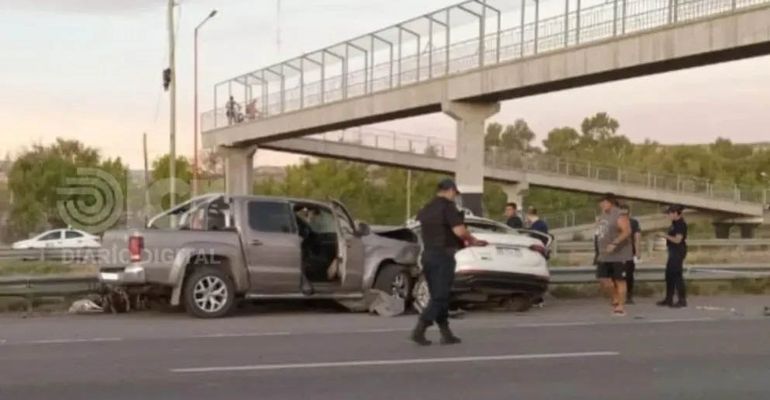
[437, 178, 460, 193]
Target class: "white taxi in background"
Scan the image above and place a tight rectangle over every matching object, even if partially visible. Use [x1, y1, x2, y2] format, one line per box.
[12, 228, 100, 249]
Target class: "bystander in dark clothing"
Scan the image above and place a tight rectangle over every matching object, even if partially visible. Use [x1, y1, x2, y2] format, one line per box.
[504, 202, 524, 229]
[226, 96, 240, 125]
[658, 205, 688, 308]
[526, 207, 549, 244]
[620, 204, 642, 304]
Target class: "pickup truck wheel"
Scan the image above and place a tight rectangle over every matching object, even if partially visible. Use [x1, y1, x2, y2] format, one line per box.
[183, 267, 235, 318]
[374, 263, 413, 304]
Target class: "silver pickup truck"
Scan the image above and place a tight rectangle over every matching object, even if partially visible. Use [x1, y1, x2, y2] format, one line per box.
[98, 194, 420, 318]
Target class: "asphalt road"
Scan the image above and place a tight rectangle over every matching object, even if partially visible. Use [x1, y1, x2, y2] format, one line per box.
[0, 296, 768, 400]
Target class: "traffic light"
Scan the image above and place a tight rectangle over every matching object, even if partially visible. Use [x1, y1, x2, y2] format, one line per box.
[163, 68, 172, 91]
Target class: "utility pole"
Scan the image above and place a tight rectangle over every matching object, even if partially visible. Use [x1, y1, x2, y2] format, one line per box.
[143, 133, 151, 227]
[406, 169, 412, 222]
[167, 0, 177, 213]
[193, 10, 218, 197]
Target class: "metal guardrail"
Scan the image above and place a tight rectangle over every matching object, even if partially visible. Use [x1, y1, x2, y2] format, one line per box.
[0, 275, 100, 312]
[552, 238, 770, 254]
[1, 239, 768, 261]
[203, 0, 770, 130]
[292, 127, 769, 205]
[0, 248, 99, 262]
[549, 264, 770, 283]
[0, 265, 766, 311]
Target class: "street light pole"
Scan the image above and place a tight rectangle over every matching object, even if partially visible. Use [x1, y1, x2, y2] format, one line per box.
[167, 0, 177, 213]
[193, 9, 218, 197]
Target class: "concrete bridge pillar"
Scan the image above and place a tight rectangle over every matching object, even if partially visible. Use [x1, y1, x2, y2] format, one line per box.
[220, 145, 257, 195]
[713, 222, 732, 239]
[502, 182, 530, 211]
[442, 100, 500, 216]
[739, 224, 760, 239]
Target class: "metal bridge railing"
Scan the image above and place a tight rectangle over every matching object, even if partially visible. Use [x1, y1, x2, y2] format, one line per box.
[201, 0, 770, 132]
[300, 127, 769, 205]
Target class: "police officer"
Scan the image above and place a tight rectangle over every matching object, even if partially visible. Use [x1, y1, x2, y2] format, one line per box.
[619, 204, 642, 304]
[411, 178, 487, 346]
[657, 204, 688, 308]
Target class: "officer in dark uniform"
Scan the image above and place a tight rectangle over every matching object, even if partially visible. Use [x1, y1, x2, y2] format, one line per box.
[411, 178, 487, 346]
[657, 204, 688, 308]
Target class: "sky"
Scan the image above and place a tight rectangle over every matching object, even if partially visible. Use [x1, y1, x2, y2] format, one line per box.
[1, 0, 769, 169]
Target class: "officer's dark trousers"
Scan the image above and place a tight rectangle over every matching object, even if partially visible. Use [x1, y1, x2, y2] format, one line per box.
[664, 252, 687, 303]
[625, 260, 636, 299]
[420, 248, 456, 324]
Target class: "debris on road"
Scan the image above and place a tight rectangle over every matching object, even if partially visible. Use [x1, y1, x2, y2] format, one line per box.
[68, 299, 103, 314]
[367, 290, 404, 317]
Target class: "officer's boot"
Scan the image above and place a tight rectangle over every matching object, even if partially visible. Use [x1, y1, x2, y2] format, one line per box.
[410, 319, 432, 346]
[437, 321, 461, 345]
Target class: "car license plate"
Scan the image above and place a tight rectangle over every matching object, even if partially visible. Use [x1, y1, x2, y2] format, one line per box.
[100, 272, 119, 281]
[497, 248, 521, 257]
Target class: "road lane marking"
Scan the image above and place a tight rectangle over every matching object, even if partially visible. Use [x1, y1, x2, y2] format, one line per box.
[644, 318, 715, 324]
[515, 322, 598, 328]
[1, 317, 729, 347]
[25, 337, 123, 345]
[188, 332, 292, 339]
[171, 351, 620, 373]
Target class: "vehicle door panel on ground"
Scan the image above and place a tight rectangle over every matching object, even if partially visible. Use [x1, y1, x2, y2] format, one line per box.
[330, 201, 364, 292]
[241, 199, 302, 293]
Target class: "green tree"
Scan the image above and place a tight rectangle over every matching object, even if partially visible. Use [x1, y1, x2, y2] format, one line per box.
[485, 122, 503, 148]
[151, 154, 193, 210]
[580, 112, 619, 142]
[543, 127, 580, 157]
[500, 119, 536, 152]
[5, 139, 127, 240]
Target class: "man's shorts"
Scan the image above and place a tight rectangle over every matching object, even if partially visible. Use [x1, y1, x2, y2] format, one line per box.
[596, 262, 627, 280]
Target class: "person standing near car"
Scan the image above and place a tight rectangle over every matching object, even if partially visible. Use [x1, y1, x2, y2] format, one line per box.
[595, 193, 633, 316]
[411, 178, 487, 346]
[504, 202, 524, 229]
[657, 204, 688, 308]
[619, 204, 642, 304]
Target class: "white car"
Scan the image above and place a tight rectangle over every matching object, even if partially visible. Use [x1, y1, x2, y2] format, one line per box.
[375, 214, 552, 313]
[12, 228, 101, 249]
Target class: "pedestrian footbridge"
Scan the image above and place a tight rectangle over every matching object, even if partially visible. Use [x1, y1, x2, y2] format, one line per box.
[260, 128, 766, 219]
[200, 0, 770, 219]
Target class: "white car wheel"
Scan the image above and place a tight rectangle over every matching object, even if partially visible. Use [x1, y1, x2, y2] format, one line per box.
[412, 275, 430, 313]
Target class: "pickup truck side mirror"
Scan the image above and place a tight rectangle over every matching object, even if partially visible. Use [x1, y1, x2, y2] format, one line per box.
[356, 222, 371, 237]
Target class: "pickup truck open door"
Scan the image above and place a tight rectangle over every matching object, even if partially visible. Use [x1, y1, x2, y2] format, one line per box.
[330, 200, 365, 292]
